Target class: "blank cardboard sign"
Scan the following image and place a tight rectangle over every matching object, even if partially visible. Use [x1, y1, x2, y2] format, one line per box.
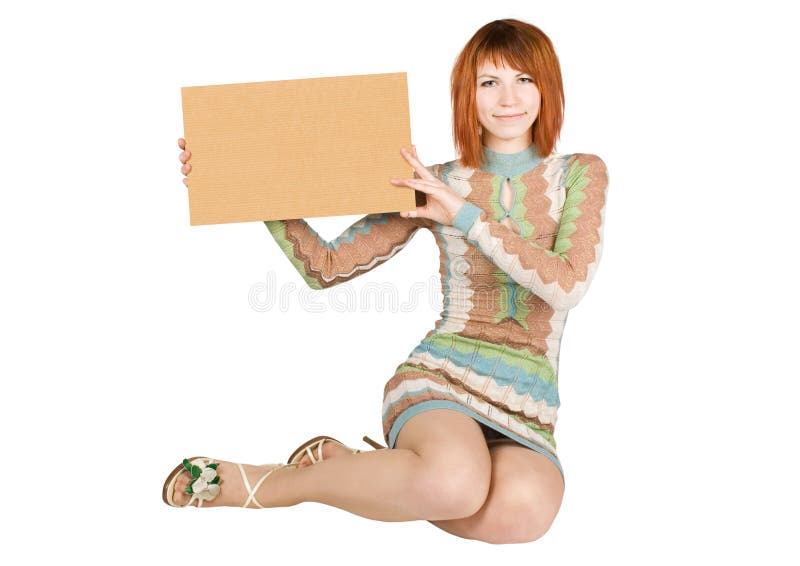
[181, 72, 419, 226]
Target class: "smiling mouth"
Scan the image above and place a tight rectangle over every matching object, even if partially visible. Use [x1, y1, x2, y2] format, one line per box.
[494, 113, 526, 120]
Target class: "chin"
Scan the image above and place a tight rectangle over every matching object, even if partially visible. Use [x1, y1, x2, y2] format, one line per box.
[493, 127, 533, 138]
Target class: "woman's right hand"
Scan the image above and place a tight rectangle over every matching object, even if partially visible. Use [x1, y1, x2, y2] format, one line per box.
[178, 137, 191, 188]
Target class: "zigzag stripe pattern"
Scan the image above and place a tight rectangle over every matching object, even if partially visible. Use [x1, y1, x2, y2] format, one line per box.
[318, 213, 391, 251]
[265, 146, 608, 482]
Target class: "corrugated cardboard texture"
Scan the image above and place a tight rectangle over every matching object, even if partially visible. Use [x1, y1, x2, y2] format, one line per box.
[181, 72, 419, 226]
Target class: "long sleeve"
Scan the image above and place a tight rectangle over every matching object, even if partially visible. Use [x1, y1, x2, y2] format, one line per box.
[264, 212, 428, 290]
[451, 153, 609, 310]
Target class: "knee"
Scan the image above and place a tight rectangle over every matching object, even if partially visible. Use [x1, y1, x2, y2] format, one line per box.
[413, 457, 491, 520]
[484, 484, 561, 544]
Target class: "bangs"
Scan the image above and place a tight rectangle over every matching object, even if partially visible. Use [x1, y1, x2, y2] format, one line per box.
[474, 30, 537, 78]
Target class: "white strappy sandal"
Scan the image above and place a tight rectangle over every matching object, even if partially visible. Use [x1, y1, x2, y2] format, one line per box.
[287, 435, 386, 466]
[162, 456, 300, 508]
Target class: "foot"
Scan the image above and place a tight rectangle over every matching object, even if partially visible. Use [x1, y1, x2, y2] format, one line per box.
[296, 441, 355, 468]
[169, 460, 298, 508]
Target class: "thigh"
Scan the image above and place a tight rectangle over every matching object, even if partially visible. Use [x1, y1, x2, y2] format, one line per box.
[489, 442, 564, 500]
[395, 409, 489, 454]
[485, 442, 564, 540]
[430, 442, 564, 544]
[395, 409, 493, 511]
[395, 409, 488, 462]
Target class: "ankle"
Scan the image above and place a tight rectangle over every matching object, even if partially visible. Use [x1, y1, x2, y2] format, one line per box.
[238, 464, 298, 509]
[247, 463, 301, 509]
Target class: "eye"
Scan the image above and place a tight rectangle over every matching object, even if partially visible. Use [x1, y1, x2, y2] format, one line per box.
[480, 77, 534, 87]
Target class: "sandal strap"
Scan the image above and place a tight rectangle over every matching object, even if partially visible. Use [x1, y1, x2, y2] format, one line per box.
[288, 436, 364, 466]
[362, 435, 386, 450]
[305, 437, 355, 463]
[237, 463, 261, 508]
[239, 463, 297, 508]
[305, 438, 326, 464]
[247, 467, 277, 508]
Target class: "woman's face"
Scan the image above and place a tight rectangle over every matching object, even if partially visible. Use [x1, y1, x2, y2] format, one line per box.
[475, 59, 540, 153]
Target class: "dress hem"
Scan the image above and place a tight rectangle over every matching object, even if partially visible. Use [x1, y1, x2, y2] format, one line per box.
[385, 399, 565, 484]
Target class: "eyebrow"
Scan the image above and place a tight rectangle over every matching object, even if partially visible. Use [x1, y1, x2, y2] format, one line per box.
[477, 72, 529, 79]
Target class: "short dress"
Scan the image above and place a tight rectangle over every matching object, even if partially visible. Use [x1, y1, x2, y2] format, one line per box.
[265, 144, 609, 484]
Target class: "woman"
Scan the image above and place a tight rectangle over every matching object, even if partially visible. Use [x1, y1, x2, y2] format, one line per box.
[164, 18, 609, 545]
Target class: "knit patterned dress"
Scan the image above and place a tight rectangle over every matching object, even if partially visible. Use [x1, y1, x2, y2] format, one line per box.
[264, 144, 609, 481]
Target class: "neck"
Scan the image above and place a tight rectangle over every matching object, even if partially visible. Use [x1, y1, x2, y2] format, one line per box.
[480, 143, 543, 177]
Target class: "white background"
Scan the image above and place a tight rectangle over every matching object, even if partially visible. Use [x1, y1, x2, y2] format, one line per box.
[2, 0, 798, 563]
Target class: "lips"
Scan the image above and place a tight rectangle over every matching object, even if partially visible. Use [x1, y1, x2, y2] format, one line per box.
[494, 113, 525, 121]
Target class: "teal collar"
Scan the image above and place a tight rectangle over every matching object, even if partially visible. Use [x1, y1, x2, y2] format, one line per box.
[480, 143, 543, 178]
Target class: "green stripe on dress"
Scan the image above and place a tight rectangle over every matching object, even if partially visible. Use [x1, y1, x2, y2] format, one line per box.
[553, 159, 591, 256]
[264, 220, 324, 290]
[509, 176, 535, 238]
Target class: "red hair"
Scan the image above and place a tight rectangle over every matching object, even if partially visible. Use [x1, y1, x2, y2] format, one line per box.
[450, 19, 565, 169]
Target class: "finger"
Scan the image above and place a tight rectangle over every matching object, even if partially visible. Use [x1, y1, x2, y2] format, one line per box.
[400, 147, 436, 182]
[390, 177, 434, 187]
[391, 178, 438, 194]
[410, 145, 422, 177]
[183, 178, 189, 188]
[401, 147, 433, 180]
[178, 138, 185, 149]
[400, 209, 420, 219]
[390, 178, 423, 189]
[182, 163, 192, 175]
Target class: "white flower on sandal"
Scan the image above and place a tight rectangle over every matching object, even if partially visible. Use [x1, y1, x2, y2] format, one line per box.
[182, 459, 221, 501]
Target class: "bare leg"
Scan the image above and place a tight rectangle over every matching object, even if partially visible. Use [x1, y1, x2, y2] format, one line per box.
[274, 446, 433, 520]
[429, 441, 565, 544]
[168, 409, 493, 522]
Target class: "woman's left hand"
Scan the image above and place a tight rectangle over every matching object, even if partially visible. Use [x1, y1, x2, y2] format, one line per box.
[391, 146, 467, 226]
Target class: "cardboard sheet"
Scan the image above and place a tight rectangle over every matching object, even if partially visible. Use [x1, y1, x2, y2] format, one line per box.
[181, 72, 419, 226]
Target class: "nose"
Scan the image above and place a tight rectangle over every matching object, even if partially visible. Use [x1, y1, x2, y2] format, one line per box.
[498, 84, 519, 106]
